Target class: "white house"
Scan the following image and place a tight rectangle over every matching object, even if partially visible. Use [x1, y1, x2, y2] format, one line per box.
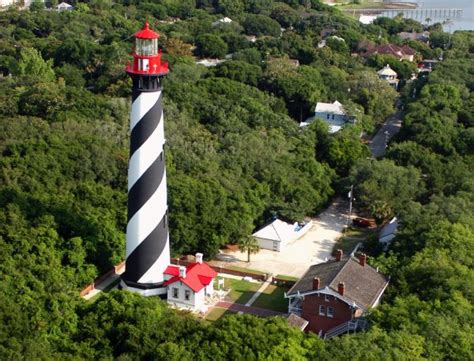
[0, 0, 15, 7]
[358, 15, 377, 25]
[301, 100, 350, 133]
[57, 2, 73, 11]
[212, 17, 233, 27]
[379, 217, 398, 250]
[164, 253, 217, 311]
[377, 64, 399, 89]
[252, 218, 311, 252]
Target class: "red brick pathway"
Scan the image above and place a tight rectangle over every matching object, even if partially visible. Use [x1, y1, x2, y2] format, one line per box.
[214, 301, 287, 317]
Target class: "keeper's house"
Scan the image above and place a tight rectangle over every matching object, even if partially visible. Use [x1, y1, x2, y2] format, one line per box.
[285, 250, 389, 338]
[164, 253, 217, 311]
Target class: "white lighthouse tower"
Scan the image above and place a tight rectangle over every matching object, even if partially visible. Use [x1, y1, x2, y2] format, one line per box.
[120, 22, 170, 297]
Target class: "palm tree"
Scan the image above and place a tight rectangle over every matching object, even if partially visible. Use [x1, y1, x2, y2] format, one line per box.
[238, 236, 260, 263]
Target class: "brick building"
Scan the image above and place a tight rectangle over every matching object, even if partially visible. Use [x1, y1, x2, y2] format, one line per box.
[285, 250, 389, 338]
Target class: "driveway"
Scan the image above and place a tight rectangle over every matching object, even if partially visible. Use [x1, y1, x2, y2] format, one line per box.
[213, 198, 349, 277]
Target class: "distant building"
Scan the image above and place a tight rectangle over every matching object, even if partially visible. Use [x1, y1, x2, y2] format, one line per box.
[358, 15, 377, 25]
[0, 0, 15, 7]
[362, 43, 416, 62]
[212, 17, 233, 27]
[379, 217, 398, 250]
[417, 59, 439, 72]
[377, 64, 399, 89]
[195, 58, 226, 67]
[317, 35, 345, 49]
[285, 250, 389, 338]
[252, 218, 311, 252]
[57, 2, 73, 11]
[164, 253, 217, 311]
[301, 100, 352, 133]
[398, 31, 430, 43]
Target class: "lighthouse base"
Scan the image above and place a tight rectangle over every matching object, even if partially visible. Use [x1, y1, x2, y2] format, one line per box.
[119, 279, 168, 298]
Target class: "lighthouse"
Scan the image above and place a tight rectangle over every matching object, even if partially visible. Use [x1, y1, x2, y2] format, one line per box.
[120, 22, 170, 297]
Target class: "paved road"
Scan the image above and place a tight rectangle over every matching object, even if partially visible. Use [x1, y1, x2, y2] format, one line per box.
[369, 108, 403, 158]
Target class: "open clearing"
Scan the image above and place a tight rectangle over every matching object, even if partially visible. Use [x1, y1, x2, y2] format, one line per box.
[213, 199, 349, 277]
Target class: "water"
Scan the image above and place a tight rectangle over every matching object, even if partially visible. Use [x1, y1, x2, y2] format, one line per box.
[389, 0, 474, 31]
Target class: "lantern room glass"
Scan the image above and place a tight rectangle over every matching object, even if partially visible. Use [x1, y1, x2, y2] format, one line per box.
[136, 38, 158, 56]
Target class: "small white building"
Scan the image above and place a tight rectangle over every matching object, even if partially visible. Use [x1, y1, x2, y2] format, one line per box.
[301, 100, 350, 133]
[377, 64, 399, 89]
[359, 15, 377, 25]
[212, 17, 233, 27]
[164, 253, 217, 311]
[57, 2, 73, 11]
[252, 218, 311, 252]
[379, 217, 398, 250]
[0, 0, 15, 7]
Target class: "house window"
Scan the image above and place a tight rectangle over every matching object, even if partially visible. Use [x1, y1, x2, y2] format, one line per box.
[326, 114, 330, 120]
[319, 305, 326, 316]
[185, 290, 190, 301]
[325, 295, 330, 302]
[327, 306, 334, 318]
[172, 288, 179, 299]
[332, 114, 335, 120]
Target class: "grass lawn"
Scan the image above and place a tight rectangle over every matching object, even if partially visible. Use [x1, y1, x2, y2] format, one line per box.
[333, 227, 375, 255]
[225, 265, 267, 276]
[205, 307, 237, 322]
[252, 284, 290, 313]
[275, 274, 299, 282]
[218, 277, 261, 304]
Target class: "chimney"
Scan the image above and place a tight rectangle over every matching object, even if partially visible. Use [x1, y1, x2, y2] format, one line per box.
[336, 249, 343, 262]
[313, 277, 320, 290]
[359, 253, 367, 267]
[179, 266, 186, 278]
[338, 282, 345, 296]
[195, 253, 203, 264]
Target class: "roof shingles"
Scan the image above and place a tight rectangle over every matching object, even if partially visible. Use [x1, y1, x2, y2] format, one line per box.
[287, 257, 388, 310]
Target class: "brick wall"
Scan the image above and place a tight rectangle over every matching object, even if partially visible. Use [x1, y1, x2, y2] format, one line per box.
[301, 293, 353, 334]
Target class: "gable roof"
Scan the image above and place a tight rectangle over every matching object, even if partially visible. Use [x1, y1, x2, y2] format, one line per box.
[287, 313, 309, 331]
[164, 262, 217, 292]
[377, 64, 398, 76]
[252, 218, 303, 243]
[364, 44, 415, 59]
[379, 217, 398, 240]
[315, 100, 345, 115]
[287, 256, 389, 310]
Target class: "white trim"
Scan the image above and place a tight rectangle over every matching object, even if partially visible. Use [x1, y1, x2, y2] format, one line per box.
[119, 280, 168, 297]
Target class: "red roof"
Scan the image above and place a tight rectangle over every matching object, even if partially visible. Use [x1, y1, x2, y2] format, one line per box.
[134, 22, 160, 39]
[164, 265, 180, 276]
[164, 262, 217, 292]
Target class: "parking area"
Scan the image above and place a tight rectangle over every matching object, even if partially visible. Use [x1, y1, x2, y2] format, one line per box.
[213, 199, 349, 277]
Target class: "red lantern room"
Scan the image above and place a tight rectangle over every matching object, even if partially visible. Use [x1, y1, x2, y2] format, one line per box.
[126, 22, 169, 76]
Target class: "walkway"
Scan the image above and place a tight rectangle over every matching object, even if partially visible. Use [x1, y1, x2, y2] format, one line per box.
[245, 275, 273, 307]
[82, 271, 123, 300]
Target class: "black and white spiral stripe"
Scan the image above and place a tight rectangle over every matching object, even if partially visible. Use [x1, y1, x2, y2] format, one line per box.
[122, 88, 170, 289]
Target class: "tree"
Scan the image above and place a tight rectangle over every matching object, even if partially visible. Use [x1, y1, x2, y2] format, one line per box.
[15, 48, 55, 82]
[195, 34, 228, 58]
[242, 14, 281, 37]
[238, 235, 260, 262]
[350, 159, 424, 225]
